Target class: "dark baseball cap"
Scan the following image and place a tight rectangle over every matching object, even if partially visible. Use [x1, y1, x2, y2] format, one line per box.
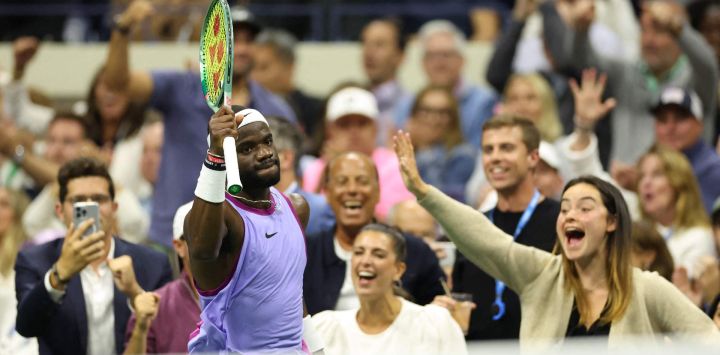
[651, 87, 702, 120]
[231, 5, 261, 37]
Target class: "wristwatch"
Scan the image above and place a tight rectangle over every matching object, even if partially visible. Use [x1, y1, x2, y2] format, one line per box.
[51, 263, 70, 286]
[12, 144, 25, 165]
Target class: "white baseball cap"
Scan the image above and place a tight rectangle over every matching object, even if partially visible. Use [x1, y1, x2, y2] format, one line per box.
[173, 201, 194, 241]
[538, 141, 561, 171]
[326, 87, 378, 122]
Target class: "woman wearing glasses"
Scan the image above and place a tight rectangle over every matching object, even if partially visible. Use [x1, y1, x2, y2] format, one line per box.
[405, 85, 476, 202]
[393, 132, 718, 348]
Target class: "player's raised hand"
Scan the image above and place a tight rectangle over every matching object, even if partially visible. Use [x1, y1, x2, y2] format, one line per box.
[208, 105, 237, 155]
[393, 130, 429, 198]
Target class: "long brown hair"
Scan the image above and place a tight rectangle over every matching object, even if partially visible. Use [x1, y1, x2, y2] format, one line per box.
[637, 144, 710, 230]
[0, 188, 30, 276]
[554, 176, 633, 325]
[409, 85, 463, 149]
[631, 221, 674, 280]
[85, 67, 147, 146]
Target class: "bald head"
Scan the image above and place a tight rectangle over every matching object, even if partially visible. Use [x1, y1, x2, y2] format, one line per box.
[324, 152, 379, 186]
[389, 200, 437, 241]
[325, 152, 380, 232]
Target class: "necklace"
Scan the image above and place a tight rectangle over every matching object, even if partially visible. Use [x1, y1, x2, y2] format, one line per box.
[232, 194, 273, 209]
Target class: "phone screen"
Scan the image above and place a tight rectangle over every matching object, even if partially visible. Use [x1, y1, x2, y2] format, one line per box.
[73, 202, 101, 238]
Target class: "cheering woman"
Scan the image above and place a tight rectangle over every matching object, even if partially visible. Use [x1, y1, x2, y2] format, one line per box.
[393, 131, 718, 349]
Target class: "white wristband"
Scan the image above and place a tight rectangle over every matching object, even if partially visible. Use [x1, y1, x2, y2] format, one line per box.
[194, 165, 226, 203]
[302, 315, 325, 353]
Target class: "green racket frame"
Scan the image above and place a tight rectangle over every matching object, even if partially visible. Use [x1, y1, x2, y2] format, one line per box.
[199, 0, 242, 194]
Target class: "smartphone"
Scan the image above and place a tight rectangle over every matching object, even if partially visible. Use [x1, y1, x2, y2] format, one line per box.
[73, 201, 101, 238]
[436, 241, 457, 268]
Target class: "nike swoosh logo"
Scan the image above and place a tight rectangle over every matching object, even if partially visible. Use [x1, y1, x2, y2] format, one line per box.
[265, 232, 278, 239]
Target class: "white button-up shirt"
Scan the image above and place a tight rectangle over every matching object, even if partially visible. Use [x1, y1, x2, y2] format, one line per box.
[45, 238, 117, 355]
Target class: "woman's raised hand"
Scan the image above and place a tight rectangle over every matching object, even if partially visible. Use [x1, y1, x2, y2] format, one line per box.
[393, 130, 429, 198]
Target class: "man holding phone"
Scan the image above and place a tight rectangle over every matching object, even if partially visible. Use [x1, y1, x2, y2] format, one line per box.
[14, 157, 172, 355]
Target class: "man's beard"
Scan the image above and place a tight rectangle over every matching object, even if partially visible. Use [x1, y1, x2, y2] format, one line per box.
[239, 161, 281, 188]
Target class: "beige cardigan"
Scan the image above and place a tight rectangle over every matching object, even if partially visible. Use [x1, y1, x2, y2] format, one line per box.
[419, 187, 719, 350]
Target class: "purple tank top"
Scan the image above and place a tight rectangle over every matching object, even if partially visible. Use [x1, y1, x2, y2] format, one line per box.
[188, 187, 306, 353]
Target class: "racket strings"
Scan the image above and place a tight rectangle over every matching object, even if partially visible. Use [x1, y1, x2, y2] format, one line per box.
[200, 3, 229, 105]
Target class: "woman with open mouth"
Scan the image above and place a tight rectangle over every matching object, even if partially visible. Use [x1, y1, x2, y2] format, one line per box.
[636, 144, 716, 279]
[393, 130, 719, 349]
[311, 223, 467, 355]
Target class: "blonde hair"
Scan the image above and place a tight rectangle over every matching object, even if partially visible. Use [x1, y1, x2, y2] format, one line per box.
[554, 176, 633, 326]
[0, 188, 30, 277]
[504, 73, 563, 142]
[637, 144, 710, 230]
[410, 85, 464, 149]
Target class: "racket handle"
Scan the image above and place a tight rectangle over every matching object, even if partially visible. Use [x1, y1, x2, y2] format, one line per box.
[223, 136, 243, 194]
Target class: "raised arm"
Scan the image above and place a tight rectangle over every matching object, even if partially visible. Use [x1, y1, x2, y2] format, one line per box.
[104, 0, 154, 103]
[542, 0, 626, 80]
[566, 69, 616, 153]
[392, 131, 553, 293]
[0, 127, 55, 187]
[557, 69, 616, 179]
[123, 292, 160, 355]
[485, 0, 537, 92]
[185, 106, 243, 290]
[539, 0, 576, 73]
[678, 25, 719, 138]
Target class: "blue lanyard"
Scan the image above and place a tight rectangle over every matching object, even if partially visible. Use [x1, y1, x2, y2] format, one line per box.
[488, 190, 541, 321]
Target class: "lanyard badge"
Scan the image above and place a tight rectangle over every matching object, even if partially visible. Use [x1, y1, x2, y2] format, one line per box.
[488, 190, 541, 321]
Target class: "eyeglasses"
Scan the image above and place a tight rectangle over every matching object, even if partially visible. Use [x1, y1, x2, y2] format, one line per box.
[66, 194, 112, 204]
[415, 107, 451, 117]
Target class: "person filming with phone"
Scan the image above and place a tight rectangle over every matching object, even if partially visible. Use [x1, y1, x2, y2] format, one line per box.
[14, 157, 172, 355]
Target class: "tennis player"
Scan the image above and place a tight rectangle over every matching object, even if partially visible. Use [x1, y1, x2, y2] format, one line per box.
[185, 105, 321, 353]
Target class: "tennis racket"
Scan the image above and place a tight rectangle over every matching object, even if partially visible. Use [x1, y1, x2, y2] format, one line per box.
[199, 0, 242, 195]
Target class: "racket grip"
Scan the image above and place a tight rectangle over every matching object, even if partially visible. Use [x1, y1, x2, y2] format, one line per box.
[223, 136, 243, 194]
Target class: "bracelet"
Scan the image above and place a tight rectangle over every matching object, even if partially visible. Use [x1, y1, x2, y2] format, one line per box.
[51, 263, 70, 285]
[206, 152, 225, 164]
[204, 158, 226, 171]
[207, 150, 224, 159]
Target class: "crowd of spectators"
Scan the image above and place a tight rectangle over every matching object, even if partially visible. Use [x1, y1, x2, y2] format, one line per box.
[2, 0, 720, 354]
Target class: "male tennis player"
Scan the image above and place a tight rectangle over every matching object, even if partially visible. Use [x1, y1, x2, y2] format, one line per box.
[185, 105, 322, 353]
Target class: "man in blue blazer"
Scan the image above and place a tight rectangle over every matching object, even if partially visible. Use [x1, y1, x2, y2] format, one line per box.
[15, 157, 172, 355]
